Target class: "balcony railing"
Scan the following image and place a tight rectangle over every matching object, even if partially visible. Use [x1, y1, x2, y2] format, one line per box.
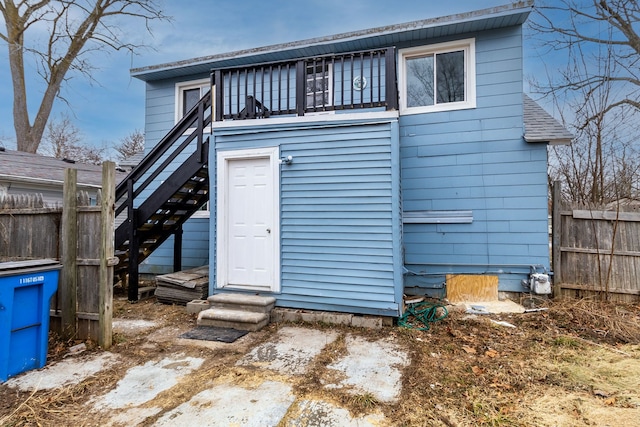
[212, 47, 397, 121]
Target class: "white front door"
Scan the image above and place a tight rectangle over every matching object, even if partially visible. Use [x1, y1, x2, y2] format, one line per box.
[217, 147, 280, 291]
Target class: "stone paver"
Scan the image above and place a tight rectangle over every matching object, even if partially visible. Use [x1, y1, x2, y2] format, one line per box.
[4, 353, 120, 391]
[92, 355, 204, 410]
[4, 320, 406, 426]
[285, 400, 387, 427]
[238, 326, 338, 375]
[325, 335, 409, 402]
[153, 380, 295, 426]
[112, 319, 159, 334]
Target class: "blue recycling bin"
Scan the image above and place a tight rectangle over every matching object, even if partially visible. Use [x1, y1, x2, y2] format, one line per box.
[0, 259, 62, 382]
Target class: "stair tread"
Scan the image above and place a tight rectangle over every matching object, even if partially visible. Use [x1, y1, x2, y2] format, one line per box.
[114, 146, 210, 273]
[198, 308, 268, 324]
[207, 293, 276, 307]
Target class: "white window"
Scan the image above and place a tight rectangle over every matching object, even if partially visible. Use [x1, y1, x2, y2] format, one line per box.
[175, 78, 211, 218]
[175, 78, 211, 123]
[398, 39, 476, 114]
[191, 201, 209, 219]
[306, 62, 333, 109]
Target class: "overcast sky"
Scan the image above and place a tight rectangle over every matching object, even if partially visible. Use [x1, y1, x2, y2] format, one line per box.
[0, 0, 544, 157]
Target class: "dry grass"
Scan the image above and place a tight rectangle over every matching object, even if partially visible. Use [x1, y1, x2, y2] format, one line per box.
[1, 297, 639, 426]
[545, 298, 640, 344]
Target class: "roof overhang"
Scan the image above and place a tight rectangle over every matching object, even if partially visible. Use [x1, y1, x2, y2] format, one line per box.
[132, 1, 533, 82]
[523, 94, 574, 145]
[0, 174, 102, 189]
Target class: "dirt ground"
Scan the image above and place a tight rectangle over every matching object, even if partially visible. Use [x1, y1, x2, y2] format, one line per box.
[1, 294, 639, 427]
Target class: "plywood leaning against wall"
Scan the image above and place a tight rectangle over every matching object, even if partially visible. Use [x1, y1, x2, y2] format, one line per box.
[0, 163, 116, 348]
[446, 274, 499, 303]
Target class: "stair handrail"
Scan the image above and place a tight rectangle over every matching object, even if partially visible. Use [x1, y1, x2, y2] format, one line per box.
[115, 91, 212, 218]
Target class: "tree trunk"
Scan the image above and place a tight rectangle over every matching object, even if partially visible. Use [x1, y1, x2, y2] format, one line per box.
[1, 0, 167, 154]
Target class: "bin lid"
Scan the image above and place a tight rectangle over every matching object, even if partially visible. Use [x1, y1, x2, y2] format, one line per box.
[0, 259, 62, 275]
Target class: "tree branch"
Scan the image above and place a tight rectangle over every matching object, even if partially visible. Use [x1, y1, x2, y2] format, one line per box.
[1, 0, 169, 152]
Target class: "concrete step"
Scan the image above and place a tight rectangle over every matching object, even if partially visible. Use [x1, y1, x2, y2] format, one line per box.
[197, 308, 270, 332]
[207, 294, 276, 314]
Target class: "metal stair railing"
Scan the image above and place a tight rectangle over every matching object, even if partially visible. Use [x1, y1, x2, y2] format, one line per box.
[115, 91, 212, 301]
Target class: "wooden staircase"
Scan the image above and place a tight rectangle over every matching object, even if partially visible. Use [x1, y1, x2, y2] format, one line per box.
[114, 91, 212, 301]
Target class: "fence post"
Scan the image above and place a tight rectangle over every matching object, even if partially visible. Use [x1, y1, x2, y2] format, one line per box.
[174, 224, 183, 272]
[552, 180, 562, 299]
[61, 168, 78, 339]
[99, 162, 115, 349]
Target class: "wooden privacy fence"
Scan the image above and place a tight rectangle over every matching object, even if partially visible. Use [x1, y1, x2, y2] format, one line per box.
[0, 163, 116, 348]
[552, 182, 640, 302]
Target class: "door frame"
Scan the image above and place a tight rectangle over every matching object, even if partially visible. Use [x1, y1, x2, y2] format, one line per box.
[215, 146, 281, 292]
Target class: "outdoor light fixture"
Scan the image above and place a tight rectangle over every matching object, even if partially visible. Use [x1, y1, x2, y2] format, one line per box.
[279, 155, 293, 164]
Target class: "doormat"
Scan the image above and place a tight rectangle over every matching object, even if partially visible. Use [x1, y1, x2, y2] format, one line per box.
[179, 326, 248, 343]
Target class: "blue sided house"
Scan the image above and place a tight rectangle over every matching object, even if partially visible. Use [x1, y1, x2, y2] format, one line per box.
[115, 1, 571, 316]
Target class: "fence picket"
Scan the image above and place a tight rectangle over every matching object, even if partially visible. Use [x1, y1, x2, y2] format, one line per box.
[0, 164, 116, 344]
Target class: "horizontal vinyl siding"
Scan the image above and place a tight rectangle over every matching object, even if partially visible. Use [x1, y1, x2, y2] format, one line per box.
[400, 26, 549, 293]
[140, 217, 209, 275]
[144, 73, 210, 150]
[212, 118, 401, 315]
[138, 74, 212, 202]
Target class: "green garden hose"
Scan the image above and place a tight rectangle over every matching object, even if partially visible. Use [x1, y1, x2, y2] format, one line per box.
[398, 301, 448, 331]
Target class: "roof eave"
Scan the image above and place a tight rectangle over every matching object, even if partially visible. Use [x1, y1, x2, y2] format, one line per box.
[524, 137, 573, 145]
[131, 1, 533, 82]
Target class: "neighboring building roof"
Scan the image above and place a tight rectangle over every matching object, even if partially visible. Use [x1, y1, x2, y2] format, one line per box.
[132, 1, 533, 82]
[523, 94, 574, 145]
[118, 152, 146, 171]
[0, 149, 127, 188]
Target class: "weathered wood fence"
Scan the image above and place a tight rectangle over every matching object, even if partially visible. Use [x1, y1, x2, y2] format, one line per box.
[552, 182, 640, 302]
[0, 163, 116, 348]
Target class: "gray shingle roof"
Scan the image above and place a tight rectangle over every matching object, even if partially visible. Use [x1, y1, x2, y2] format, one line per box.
[523, 94, 573, 145]
[0, 149, 127, 187]
[118, 152, 145, 170]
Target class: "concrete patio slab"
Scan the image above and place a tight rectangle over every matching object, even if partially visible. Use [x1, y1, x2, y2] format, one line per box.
[238, 326, 338, 375]
[105, 407, 162, 427]
[92, 355, 204, 410]
[463, 299, 526, 314]
[153, 380, 295, 426]
[2, 320, 411, 426]
[4, 352, 120, 391]
[325, 335, 409, 402]
[285, 399, 387, 426]
[112, 319, 159, 334]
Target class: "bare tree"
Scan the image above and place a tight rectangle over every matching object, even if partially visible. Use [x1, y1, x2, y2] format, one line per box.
[0, 1, 168, 154]
[114, 129, 144, 161]
[533, 0, 640, 204]
[39, 113, 105, 164]
[530, 0, 640, 119]
[547, 39, 640, 205]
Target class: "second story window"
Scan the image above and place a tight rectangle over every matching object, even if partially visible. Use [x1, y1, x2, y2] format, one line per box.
[175, 79, 211, 122]
[306, 61, 332, 110]
[399, 39, 476, 115]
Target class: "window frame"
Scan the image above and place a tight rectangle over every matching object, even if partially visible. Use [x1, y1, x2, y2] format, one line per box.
[175, 78, 211, 218]
[174, 78, 211, 124]
[398, 38, 476, 115]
